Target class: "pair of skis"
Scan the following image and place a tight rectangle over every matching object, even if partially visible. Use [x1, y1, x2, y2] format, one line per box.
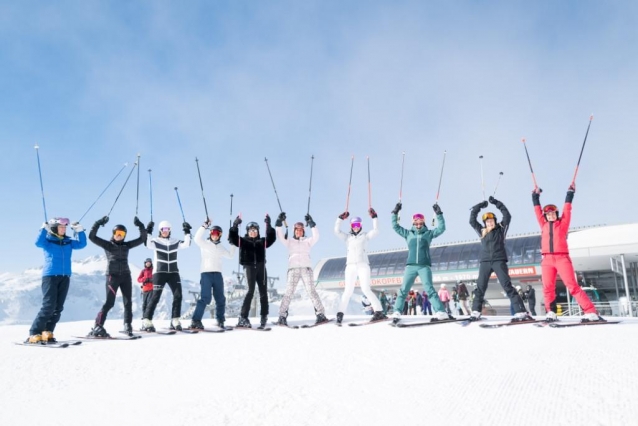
[15, 340, 83, 349]
[272, 319, 336, 329]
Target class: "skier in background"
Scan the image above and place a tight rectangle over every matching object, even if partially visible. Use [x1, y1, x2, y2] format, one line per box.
[137, 258, 154, 317]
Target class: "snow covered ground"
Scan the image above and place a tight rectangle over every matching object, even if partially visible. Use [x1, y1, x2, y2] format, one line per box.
[2, 313, 638, 426]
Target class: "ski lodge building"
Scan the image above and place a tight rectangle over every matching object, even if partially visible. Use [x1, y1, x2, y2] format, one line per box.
[314, 223, 638, 316]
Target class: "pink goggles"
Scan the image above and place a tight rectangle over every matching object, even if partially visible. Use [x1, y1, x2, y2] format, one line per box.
[52, 217, 70, 226]
[412, 214, 425, 221]
[350, 222, 362, 229]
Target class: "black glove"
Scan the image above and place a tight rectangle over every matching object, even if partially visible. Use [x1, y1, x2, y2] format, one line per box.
[265, 214, 271, 227]
[368, 207, 377, 219]
[96, 216, 109, 227]
[391, 202, 402, 215]
[338, 211, 349, 220]
[472, 201, 488, 211]
[433, 204, 443, 215]
[146, 221, 154, 234]
[182, 222, 192, 234]
[566, 185, 575, 203]
[532, 191, 541, 206]
[305, 214, 316, 228]
[488, 196, 498, 205]
[275, 212, 285, 227]
[233, 216, 242, 227]
[133, 216, 144, 228]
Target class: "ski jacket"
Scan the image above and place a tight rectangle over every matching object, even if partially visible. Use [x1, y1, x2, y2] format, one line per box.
[228, 224, 276, 266]
[146, 234, 191, 273]
[391, 213, 445, 266]
[534, 200, 572, 255]
[89, 223, 147, 275]
[470, 201, 511, 262]
[334, 217, 378, 265]
[36, 228, 87, 276]
[194, 226, 236, 272]
[526, 286, 536, 303]
[137, 267, 154, 292]
[438, 288, 450, 302]
[457, 283, 469, 300]
[276, 225, 319, 269]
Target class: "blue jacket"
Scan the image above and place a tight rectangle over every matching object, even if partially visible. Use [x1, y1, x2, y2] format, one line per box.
[35, 228, 87, 276]
[392, 213, 445, 266]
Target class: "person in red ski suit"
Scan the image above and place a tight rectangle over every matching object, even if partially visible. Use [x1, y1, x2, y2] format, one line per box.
[137, 258, 154, 316]
[532, 185, 601, 322]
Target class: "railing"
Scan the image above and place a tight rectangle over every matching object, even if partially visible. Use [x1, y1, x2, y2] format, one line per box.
[559, 301, 638, 317]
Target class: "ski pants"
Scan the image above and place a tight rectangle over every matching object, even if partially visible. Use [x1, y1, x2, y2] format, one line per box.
[95, 273, 133, 326]
[279, 267, 325, 316]
[193, 272, 226, 322]
[338, 263, 382, 313]
[241, 263, 269, 318]
[30, 275, 70, 335]
[394, 265, 444, 315]
[143, 272, 183, 319]
[422, 301, 432, 315]
[459, 298, 470, 315]
[542, 254, 596, 314]
[473, 260, 526, 314]
[527, 299, 537, 315]
[141, 290, 153, 316]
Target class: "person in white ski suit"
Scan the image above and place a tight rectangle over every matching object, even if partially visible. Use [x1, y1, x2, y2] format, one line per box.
[334, 208, 387, 324]
[275, 212, 328, 326]
[190, 222, 236, 330]
[141, 220, 192, 332]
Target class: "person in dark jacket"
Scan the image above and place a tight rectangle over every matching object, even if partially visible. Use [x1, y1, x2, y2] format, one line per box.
[524, 284, 536, 315]
[228, 215, 276, 328]
[87, 216, 147, 337]
[26, 217, 87, 344]
[469, 196, 530, 322]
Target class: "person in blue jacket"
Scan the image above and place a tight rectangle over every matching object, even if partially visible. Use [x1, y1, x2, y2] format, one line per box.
[26, 217, 87, 344]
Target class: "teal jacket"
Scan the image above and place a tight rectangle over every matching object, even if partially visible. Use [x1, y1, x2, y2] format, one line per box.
[392, 213, 445, 266]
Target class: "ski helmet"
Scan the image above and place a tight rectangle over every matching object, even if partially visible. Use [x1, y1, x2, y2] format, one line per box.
[246, 222, 260, 231]
[48, 217, 69, 235]
[112, 224, 127, 237]
[293, 222, 305, 239]
[144, 258, 153, 265]
[412, 213, 425, 222]
[350, 217, 362, 228]
[482, 212, 496, 224]
[210, 225, 223, 238]
[543, 204, 559, 218]
[158, 220, 172, 231]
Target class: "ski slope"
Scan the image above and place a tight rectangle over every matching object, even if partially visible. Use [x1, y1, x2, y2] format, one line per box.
[2, 315, 638, 426]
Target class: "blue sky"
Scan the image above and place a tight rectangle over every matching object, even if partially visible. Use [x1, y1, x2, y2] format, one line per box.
[1, 1, 637, 284]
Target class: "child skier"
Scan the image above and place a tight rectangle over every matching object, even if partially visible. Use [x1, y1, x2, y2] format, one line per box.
[137, 258, 154, 317]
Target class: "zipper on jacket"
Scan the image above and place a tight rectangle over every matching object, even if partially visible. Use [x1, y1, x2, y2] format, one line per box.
[416, 232, 420, 263]
[549, 222, 554, 253]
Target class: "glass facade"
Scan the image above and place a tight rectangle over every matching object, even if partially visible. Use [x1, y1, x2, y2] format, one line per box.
[317, 235, 542, 281]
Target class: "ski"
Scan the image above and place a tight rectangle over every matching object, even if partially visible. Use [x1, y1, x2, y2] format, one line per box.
[301, 318, 335, 328]
[160, 328, 199, 334]
[348, 318, 392, 327]
[44, 340, 83, 345]
[136, 330, 177, 335]
[392, 318, 467, 328]
[271, 321, 300, 329]
[479, 319, 545, 328]
[234, 326, 272, 331]
[549, 320, 621, 328]
[15, 342, 70, 348]
[183, 328, 226, 333]
[73, 335, 142, 341]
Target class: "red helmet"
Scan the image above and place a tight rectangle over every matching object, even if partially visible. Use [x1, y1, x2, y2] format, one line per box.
[543, 204, 559, 217]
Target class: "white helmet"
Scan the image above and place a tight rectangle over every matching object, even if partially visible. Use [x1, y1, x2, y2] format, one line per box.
[440, 283, 446, 288]
[158, 220, 172, 230]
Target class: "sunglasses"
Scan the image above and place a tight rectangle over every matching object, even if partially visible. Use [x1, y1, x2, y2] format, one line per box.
[114, 230, 126, 238]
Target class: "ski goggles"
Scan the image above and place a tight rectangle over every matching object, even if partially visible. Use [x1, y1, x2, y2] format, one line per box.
[52, 217, 70, 226]
[482, 212, 496, 222]
[350, 222, 362, 229]
[412, 214, 425, 221]
[114, 230, 127, 238]
[543, 204, 558, 214]
[160, 227, 171, 232]
[210, 229, 222, 237]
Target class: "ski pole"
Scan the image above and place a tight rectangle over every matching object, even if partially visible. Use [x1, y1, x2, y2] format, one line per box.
[264, 157, 287, 229]
[174, 187, 186, 223]
[367, 156, 372, 210]
[522, 138, 540, 191]
[398, 151, 405, 221]
[432, 150, 447, 226]
[345, 155, 354, 213]
[479, 155, 485, 201]
[34, 144, 48, 222]
[148, 169, 154, 221]
[492, 172, 504, 197]
[571, 114, 594, 186]
[195, 157, 210, 221]
[106, 161, 138, 217]
[78, 163, 128, 223]
[307, 155, 314, 217]
[135, 153, 141, 216]
[229, 194, 233, 229]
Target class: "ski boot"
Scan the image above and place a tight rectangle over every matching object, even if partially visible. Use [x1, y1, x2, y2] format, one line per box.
[122, 323, 134, 336]
[369, 311, 387, 322]
[545, 311, 557, 323]
[582, 312, 604, 323]
[469, 311, 482, 322]
[189, 319, 204, 330]
[140, 318, 156, 332]
[89, 324, 111, 338]
[315, 313, 329, 325]
[434, 311, 453, 321]
[237, 317, 251, 328]
[336, 312, 344, 325]
[41, 330, 57, 343]
[170, 318, 183, 331]
[216, 319, 226, 329]
[391, 311, 401, 325]
[511, 312, 535, 322]
[277, 316, 288, 326]
[260, 315, 268, 328]
[25, 334, 42, 344]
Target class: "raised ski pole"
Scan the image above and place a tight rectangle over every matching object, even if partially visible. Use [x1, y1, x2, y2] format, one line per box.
[522, 138, 540, 191]
[34, 144, 48, 222]
[78, 163, 128, 222]
[367, 156, 372, 210]
[106, 160, 138, 217]
[135, 153, 141, 216]
[492, 172, 504, 197]
[148, 169, 154, 221]
[479, 155, 485, 201]
[345, 155, 354, 213]
[229, 194, 233, 228]
[195, 157, 210, 222]
[264, 157, 287, 231]
[307, 155, 314, 219]
[432, 150, 447, 226]
[174, 187, 186, 223]
[398, 151, 405, 221]
[571, 114, 594, 186]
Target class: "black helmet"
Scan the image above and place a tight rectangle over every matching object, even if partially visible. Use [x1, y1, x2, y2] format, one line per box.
[144, 258, 152, 264]
[112, 224, 127, 234]
[246, 222, 259, 230]
[210, 225, 223, 238]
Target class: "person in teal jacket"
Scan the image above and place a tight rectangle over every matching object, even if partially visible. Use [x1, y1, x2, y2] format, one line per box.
[390, 202, 449, 324]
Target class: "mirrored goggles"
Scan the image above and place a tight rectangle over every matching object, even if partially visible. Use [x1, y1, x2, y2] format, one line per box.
[54, 217, 70, 226]
[210, 229, 222, 237]
[412, 214, 425, 221]
[114, 230, 127, 238]
[160, 227, 171, 232]
[351, 222, 362, 229]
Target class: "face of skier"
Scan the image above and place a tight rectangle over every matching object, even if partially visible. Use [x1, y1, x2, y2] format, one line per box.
[210, 230, 221, 241]
[56, 224, 67, 236]
[485, 218, 496, 229]
[145, 261, 152, 268]
[248, 227, 259, 237]
[351, 223, 361, 234]
[294, 227, 305, 238]
[160, 227, 171, 238]
[413, 219, 424, 229]
[546, 211, 557, 222]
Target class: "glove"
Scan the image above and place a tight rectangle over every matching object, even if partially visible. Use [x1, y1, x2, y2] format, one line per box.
[146, 221, 154, 234]
[203, 218, 211, 228]
[133, 216, 144, 228]
[275, 212, 285, 227]
[233, 216, 242, 227]
[488, 196, 498, 205]
[566, 186, 575, 203]
[71, 222, 84, 233]
[391, 202, 402, 215]
[265, 214, 271, 227]
[41, 222, 51, 232]
[338, 211, 349, 220]
[368, 207, 377, 219]
[305, 214, 316, 228]
[182, 222, 192, 234]
[472, 201, 488, 210]
[433, 204, 442, 215]
[531, 191, 540, 206]
[96, 216, 109, 227]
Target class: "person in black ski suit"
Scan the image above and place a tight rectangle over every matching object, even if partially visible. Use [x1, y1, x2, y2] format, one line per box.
[88, 216, 147, 337]
[228, 215, 276, 328]
[469, 196, 531, 322]
[525, 284, 537, 315]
